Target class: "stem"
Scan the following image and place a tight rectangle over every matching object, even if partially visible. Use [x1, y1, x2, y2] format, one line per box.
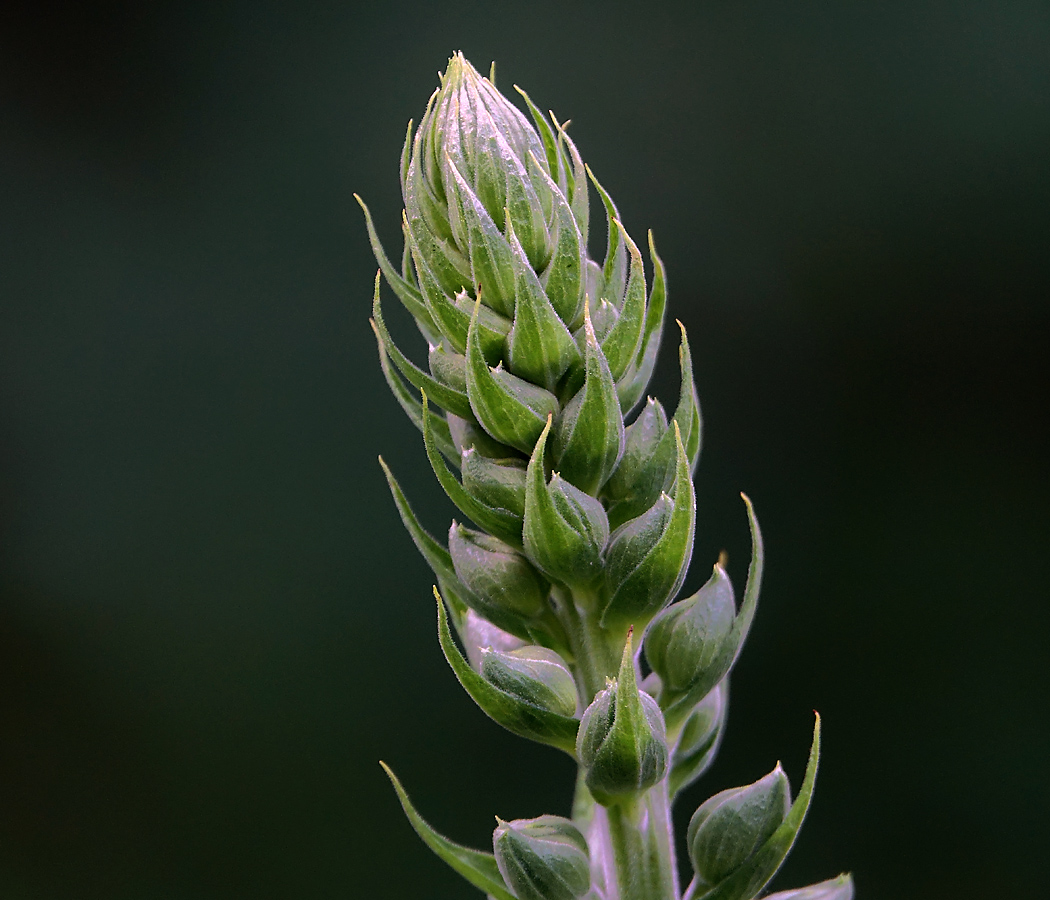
[557, 587, 621, 702]
[575, 781, 681, 900]
[607, 801, 646, 900]
[643, 780, 680, 899]
[562, 589, 680, 898]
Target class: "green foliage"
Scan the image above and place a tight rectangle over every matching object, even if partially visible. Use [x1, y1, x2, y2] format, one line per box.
[362, 51, 851, 900]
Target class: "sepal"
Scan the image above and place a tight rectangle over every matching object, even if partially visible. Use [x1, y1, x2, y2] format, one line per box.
[587, 166, 626, 310]
[493, 815, 591, 900]
[376, 336, 458, 465]
[600, 422, 695, 630]
[380, 762, 515, 900]
[551, 303, 625, 495]
[599, 221, 646, 381]
[576, 631, 668, 805]
[371, 278, 473, 420]
[523, 416, 610, 587]
[356, 196, 437, 337]
[530, 155, 585, 327]
[668, 680, 728, 798]
[436, 591, 579, 754]
[551, 113, 589, 249]
[761, 875, 854, 900]
[644, 562, 736, 695]
[480, 645, 579, 718]
[671, 320, 702, 473]
[685, 716, 822, 900]
[379, 456, 471, 628]
[614, 230, 668, 414]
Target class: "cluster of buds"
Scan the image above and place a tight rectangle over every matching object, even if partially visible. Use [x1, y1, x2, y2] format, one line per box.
[362, 53, 852, 900]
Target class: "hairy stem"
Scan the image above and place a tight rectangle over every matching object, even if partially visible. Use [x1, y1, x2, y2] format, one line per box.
[557, 586, 621, 702]
[574, 769, 680, 900]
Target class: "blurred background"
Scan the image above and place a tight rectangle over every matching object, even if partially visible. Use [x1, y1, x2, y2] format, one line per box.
[1, 1, 1048, 897]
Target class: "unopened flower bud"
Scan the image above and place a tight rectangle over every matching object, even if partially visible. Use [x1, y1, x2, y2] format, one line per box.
[644, 562, 736, 695]
[481, 645, 578, 717]
[449, 522, 548, 636]
[687, 765, 791, 887]
[466, 300, 560, 454]
[603, 396, 671, 528]
[427, 341, 467, 392]
[523, 417, 610, 587]
[493, 815, 591, 900]
[576, 632, 667, 805]
[599, 422, 693, 630]
[551, 303, 625, 496]
[460, 449, 527, 519]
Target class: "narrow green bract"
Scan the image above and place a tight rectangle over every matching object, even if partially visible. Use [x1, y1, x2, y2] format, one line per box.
[363, 51, 852, 900]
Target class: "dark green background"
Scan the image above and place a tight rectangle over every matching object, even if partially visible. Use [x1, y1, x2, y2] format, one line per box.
[2, 1, 1047, 897]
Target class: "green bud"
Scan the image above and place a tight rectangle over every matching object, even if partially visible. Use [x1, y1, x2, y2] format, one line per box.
[504, 214, 580, 391]
[461, 449, 527, 519]
[576, 632, 668, 805]
[523, 417, 610, 587]
[687, 766, 791, 887]
[481, 646, 578, 717]
[466, 298, 560, 454]
[428, 341, 468, 392]
[762, 875, 855, 900]
[493, 815, 591, 900]
[551, 303, 625, 496]
[668, 680, 728, 798]
[603, 396, 670, 528]
[586, 297, 619, 344]
[644, 562, 736, 695]
[449, 522, 548, 636]
[440, 57, 551, 269]
[600, 422, 694, 630]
